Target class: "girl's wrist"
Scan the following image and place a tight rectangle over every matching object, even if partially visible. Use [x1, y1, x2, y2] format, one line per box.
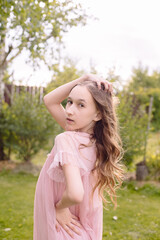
[74, 75, 88, 85]
[55, 199, 68, 210]
[55, 200, 62, 210]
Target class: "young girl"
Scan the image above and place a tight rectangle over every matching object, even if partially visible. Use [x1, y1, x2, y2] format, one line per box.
[33, 74, 124, 240]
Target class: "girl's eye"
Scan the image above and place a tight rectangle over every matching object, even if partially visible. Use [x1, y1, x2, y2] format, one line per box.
[79, 103, 84, 108]
[67, 100, 72, 105]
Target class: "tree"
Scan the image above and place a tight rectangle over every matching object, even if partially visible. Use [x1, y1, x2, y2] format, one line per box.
[0, 0, 88, 160]
[125, 64, 160, 179]
[127, 65, 160, 131]
[46, 59, 84, 92]
[45, 58, 84, 112]
[0, 0, 87, 96]
[0, 92, 58, 162]
[106, 67, 148, 167]
[117, 92, 147, 167]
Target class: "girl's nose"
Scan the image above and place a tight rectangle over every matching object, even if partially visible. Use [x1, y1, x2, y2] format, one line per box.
[66, 105, 74, 115]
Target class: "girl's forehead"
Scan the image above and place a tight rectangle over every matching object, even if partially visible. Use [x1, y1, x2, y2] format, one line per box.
[68, 85, 97, 109]
[69, 85, 92, 100]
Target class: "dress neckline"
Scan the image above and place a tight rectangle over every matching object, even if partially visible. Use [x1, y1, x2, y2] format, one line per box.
[65, 130, 91, 138]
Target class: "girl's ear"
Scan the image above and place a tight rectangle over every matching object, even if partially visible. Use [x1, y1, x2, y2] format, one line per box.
[94, 111, 102, 122]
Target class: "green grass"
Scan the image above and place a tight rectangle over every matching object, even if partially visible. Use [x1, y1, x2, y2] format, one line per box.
[0, 170, 37, 240]
[0, 170, 160, 240]
[103, 182, 160, 240]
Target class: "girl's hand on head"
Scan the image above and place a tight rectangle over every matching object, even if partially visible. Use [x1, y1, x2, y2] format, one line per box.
[83, 74, 113, 93]
[55, 206, 82, 238]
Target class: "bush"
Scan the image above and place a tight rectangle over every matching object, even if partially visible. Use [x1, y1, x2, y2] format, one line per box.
[146, 151, 160, 181]
[0, 92, 59, 162]
[117, 92, 148, 167]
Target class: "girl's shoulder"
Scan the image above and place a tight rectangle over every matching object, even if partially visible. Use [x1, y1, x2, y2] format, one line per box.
[55, 131, 91, 144]
[56, 131, 90, 139]
[55, 131, 72, 143]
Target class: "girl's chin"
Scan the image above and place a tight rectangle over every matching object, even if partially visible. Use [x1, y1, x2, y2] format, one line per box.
[65, 125, 76, 131]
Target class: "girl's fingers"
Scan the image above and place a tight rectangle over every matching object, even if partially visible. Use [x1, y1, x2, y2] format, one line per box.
[104, 83, 109, 90]
[109, 85, 113, 92]
[71, 218, 83, 229]
[100, 82, 111, 91]
[66, 222, 81, 236]
[104, 82, 113, 92]
[71, 214, 79, 220]
[87, 74, 113, 92]
[95, 80, 112, 92]
[63, 225, 74, 239]
[109, 84, 113, 93]
[71, 214, 83, 228]
[55, 223, 60, 232]
[97, 82, 101, 90]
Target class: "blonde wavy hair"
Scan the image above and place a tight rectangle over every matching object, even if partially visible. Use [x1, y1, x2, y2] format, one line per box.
[77, 80, 124, 209]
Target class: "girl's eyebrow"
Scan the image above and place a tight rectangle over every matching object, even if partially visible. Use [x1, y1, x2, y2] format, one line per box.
[67, 97, 86, 103]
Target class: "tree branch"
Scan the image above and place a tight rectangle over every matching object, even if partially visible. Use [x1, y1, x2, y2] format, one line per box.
[1, 45, 13, 66]
[7, 48, 22, 64]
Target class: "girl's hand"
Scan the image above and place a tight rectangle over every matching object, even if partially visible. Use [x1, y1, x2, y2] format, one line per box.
[83, 74, 113, 92]
[55, 207, 82, 238]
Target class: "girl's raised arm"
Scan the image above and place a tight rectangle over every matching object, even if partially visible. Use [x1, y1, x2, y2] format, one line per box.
[43, 75, 86, 129]
[43, 74, 112, 129]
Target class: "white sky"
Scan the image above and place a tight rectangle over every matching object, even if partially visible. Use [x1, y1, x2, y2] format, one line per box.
[10, 0, 160, 86]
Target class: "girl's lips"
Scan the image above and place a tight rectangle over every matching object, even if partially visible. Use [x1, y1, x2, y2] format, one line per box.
[66, 118, 74, 123]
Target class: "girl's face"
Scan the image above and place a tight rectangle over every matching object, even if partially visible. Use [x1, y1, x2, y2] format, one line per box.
[65, 85, 100, 133]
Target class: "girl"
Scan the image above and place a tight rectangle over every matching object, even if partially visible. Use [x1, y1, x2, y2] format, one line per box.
[33, 74, 124, 240]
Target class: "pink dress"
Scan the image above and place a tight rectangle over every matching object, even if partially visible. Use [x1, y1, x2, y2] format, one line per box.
[33, 131, 103, 240]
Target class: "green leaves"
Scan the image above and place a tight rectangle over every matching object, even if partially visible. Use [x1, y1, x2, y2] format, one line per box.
[128, 65, 160, 131]
[118, 93, 148, 167]
[0, 92, 56, 161]
[0, 0, 88, 68]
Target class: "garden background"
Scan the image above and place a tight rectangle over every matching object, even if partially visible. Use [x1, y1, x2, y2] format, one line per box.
[0, 1, 160, 239]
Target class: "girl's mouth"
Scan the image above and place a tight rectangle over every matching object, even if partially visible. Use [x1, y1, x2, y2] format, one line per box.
[66, 118, 74, 123]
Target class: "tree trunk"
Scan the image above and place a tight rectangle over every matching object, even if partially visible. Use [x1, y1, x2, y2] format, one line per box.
[0, 135, 6, 160]
[0, 40, 8, 160]
[0, 44, 6, 106]
[136, 161, 149, 181]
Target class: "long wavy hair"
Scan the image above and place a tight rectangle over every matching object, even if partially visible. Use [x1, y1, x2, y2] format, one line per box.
[76, 80, 124, 208]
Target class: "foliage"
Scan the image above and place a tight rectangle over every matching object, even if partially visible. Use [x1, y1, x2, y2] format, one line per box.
[0, 0, 88, 160]
[45, 64, 149, 168]
[105, 68, 146, 167]
[0, 0, 87, 68]
[0, 92, 56, 161]
[127, 65, 160, 131]
[117, 92, 148, 167]
[46, 59, 84, 92]
[45, 59, 84, 107]
[147, 152, 160, 181]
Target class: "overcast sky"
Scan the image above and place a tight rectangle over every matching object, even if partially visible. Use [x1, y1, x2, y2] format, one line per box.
[10, 0, 160, 86]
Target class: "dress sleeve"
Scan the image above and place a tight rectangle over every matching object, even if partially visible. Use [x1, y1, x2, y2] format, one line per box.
[47, 133, 88, 182]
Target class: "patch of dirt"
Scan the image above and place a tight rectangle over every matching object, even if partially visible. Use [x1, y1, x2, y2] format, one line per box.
[0, 160, 17, 171]
[0, 160, 42, 176]
[135, 180, 160, 189]
[125, 172, 136, 181]
[1, 161, 160, 187]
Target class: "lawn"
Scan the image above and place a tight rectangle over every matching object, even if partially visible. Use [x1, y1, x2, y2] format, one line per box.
[0, 170, 160, 240]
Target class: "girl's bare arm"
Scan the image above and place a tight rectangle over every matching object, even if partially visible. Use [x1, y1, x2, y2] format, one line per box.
[55, 164, 84, 237]
[43, 74, 112, 129]
[43, 75, 86, 129]
[56, 164, 84, 209]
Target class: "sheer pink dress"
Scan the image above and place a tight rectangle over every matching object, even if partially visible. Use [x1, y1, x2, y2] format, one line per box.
[33, 131, 103, 240]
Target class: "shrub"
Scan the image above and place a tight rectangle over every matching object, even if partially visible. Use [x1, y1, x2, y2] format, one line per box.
[117, 92, 148, 167]
[0, 92, 58, 162]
